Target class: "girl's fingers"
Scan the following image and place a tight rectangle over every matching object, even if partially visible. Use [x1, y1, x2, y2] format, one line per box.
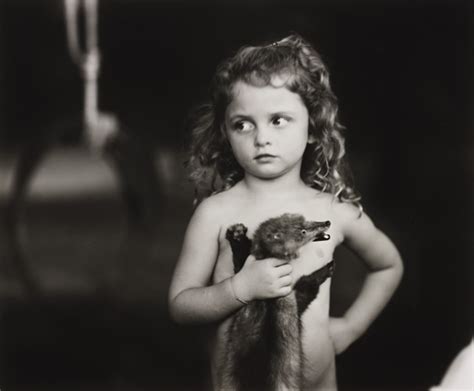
[271, 258, 289, 267]
[276, 263, 292, 276]
[279, 275, 292, 287]
[280, 285, 292, 296]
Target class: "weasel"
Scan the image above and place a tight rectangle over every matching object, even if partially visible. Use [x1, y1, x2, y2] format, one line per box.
[220, 213, 333, 391]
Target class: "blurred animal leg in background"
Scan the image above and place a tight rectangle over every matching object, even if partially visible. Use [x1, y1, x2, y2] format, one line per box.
[104, 128, 162, 232]
[99, 122, 164, 300]
[3, 115, 82, 295]
[65, 0, 162, 296]
[4, 138, 51, 295]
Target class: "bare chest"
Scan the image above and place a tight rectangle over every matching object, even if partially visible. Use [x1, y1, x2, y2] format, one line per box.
[212, 202, 342, 284]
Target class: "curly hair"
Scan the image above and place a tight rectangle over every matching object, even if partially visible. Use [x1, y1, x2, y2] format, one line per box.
[187, 33, 361, 208]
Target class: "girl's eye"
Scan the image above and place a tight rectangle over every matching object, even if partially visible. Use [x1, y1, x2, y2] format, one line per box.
[271, 116, 290, 127]
[232, 120, 254, 132]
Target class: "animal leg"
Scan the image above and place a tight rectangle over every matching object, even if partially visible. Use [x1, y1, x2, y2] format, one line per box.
[294, 261, 335, 316]
[225, 224, 251, 273]
[4, 140, 52, 294]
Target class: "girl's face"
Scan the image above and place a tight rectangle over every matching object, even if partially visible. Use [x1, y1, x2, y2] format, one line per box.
[224, 75, 313, 181]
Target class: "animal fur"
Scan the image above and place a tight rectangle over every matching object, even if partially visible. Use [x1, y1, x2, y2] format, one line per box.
[220, 213, 332, 391]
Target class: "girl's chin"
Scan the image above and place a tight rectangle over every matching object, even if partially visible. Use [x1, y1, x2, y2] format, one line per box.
[247, 168, 294, 180]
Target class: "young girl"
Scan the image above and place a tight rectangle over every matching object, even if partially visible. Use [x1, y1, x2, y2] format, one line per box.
[168, 34, 403, 390]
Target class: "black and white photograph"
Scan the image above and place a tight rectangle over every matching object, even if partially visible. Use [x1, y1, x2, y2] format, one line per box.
[0, 0, 472, 390]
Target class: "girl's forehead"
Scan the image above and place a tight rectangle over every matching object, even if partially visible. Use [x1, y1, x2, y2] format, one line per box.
[227, 77, 305, 115]
[233, 72, 293, 91]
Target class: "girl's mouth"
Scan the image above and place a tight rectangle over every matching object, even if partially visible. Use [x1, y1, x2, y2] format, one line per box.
[255, 154, 277, 160]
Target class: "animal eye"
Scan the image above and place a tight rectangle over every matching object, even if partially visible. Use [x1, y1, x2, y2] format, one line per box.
[301, 229, 307, 235]
[232, 120, 254, 133]
[273, 233, 281, 240]
[271, 116, 290, 127]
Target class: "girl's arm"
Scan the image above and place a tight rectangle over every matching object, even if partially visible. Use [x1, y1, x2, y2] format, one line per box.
[168, 198, 292, 324]
[330, 202, 404, 354]
[168, 198, 242, 324]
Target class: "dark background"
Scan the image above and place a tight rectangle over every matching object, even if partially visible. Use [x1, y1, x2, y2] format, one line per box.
[0, 0, 472, 390]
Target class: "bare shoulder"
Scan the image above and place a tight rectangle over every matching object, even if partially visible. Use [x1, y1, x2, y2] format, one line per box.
[330, 199, 375, 243]
[331, 198, 364, 222]
[330, 200, 402, 270]
[306, 190, 360, 222]
[195, 186, 243, 220]
[193, 192, 228, 223]
[184, 186, 246, 247]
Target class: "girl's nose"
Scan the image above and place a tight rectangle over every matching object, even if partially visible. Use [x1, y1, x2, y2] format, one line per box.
[254, 126, 271, 147]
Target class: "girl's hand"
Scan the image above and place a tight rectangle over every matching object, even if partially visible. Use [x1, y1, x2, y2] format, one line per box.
[329, 317, 360, 355]
[232, 255, 293, 302]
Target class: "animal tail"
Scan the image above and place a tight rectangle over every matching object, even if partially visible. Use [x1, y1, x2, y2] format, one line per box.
[223, 295, 302, 390]
[230, 301, 273, 390]
[268, 296, 302, 390]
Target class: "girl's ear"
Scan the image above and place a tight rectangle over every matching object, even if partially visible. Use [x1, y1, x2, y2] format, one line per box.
[308, 133, 317, 144]
[307, 119, 317, 144]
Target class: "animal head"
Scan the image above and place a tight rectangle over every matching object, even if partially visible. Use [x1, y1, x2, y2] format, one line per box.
[252, 213, 330, 260]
